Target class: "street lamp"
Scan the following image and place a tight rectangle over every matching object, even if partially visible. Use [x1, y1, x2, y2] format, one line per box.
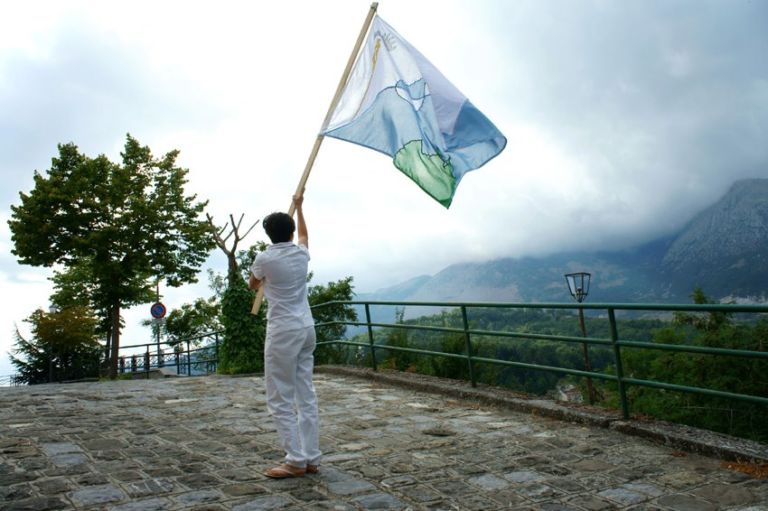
[565, 272, 590, 303]
[564, 272, 596, 404]
[151, 273, 166, 364]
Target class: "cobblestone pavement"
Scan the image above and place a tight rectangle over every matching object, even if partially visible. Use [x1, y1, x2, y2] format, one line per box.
[1, 374, 766, 511]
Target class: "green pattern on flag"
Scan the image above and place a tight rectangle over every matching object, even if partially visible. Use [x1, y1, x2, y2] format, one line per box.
[393, 140, 456, 208]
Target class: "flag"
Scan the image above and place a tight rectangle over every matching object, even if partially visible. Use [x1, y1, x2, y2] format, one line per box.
[322, 16, 507, 208]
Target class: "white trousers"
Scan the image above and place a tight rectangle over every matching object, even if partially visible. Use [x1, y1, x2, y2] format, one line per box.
[264, 325, 321, 468]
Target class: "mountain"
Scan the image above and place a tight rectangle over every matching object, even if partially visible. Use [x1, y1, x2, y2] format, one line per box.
[358, 275, 433, 302]
[357, 179, 768, 310]
[661, 179, 768, 298]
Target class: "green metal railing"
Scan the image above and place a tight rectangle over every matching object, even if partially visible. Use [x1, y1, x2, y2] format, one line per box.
[118, 331, 221, 378]
[312, 300, 768, 419]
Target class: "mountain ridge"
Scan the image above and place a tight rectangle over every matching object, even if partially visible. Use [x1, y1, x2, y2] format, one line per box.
[359, 178, 768, 306]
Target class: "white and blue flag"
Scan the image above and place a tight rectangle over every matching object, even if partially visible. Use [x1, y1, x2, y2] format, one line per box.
[323, 16, 507, 208]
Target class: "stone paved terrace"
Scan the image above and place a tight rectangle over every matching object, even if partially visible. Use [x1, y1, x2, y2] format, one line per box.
[1, 370, 767, 511]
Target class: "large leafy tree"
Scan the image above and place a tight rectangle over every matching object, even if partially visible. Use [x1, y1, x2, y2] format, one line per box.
[11, 307, 101, 384]
[164, 297, 221, 346]
[8, 135, 214, 378]
[49, 258, 117, 361]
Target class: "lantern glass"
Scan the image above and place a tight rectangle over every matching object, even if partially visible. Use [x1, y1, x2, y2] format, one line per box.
[564, 272, 591, 303]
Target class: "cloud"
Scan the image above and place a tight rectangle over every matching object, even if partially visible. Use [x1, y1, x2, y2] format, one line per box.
[471, 1, 768, 242]
[0, 12, 226, 207]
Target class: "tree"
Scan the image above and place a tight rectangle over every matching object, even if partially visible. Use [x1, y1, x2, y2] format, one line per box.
[218, 277, 265, 374]
[308, 276, 358, 342]
[308, 276, 358, 365]
[673, 287, 732, 334]
[613, 288, 768, 442]
[207, 213, 260, 286]
[8, 135, 214, 378]
[11, 307, 101, 384]
[164, 297, 221, 346]
[49, 258, 117, 362]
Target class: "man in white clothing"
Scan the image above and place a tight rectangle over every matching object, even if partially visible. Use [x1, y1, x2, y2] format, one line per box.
[249, 194, 321, 478]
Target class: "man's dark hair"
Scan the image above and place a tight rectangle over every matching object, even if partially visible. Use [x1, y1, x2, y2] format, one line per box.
[263, 212, 295, 243]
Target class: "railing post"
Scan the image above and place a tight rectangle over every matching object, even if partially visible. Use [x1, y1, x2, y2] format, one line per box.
[158, 349, 164, 368]
[608, 309, 630, 419]
[119, 357, 125, 374]
[145, 346, 150, 379]
[175, 348, 180, 375]
[131, 355, 137, 373]
[461, 306, 476, 388]
[578, 307, 596, 405]
[365, 304, 377, 371]
[186, 340, 192, 376]
[215, 333, 220, 373]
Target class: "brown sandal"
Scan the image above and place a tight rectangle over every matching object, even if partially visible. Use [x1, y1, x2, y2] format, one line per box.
[264, 463, 306, 479]
[307, 464, 319, 474]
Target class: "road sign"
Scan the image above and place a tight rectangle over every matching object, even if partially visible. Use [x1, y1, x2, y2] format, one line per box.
[150, 302, 167, 319]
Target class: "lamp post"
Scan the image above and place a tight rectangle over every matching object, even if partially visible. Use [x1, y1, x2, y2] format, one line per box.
[564, 272, 596, 404]
[48, 305, 60, 383]
[155, 280, 161, 361]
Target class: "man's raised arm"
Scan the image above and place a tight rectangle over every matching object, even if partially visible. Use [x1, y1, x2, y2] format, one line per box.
[294, 194, 308, 248]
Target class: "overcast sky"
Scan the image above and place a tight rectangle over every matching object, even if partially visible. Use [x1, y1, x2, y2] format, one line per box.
[1, 0, 767, 375]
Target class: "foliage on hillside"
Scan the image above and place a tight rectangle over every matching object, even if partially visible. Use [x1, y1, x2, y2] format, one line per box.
[607, 289, 768, 442]
[316, 294, 768, 442]
[319, 306, 660, 392]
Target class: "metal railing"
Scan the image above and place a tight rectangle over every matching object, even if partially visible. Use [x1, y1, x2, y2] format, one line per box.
[311, 300, 768, 419]
[1, 331, 223, 386]
[0, 374, 22, 387]
[117, 331, 222, 378]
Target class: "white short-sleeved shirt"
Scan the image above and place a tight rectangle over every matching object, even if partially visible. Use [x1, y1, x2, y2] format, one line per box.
[250, 242, 314, 332]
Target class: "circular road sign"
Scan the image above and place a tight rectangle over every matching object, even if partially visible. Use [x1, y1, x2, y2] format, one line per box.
[150, 302, 167, 319]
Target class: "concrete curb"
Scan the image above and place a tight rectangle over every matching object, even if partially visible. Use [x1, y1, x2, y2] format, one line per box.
[316, 364, 768, 464]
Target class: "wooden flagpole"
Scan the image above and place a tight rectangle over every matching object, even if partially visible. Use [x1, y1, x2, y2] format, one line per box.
[252, 2, 379, 315]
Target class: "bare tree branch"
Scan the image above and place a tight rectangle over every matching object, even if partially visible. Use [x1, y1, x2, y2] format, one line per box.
[206, 212, 260, 285]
